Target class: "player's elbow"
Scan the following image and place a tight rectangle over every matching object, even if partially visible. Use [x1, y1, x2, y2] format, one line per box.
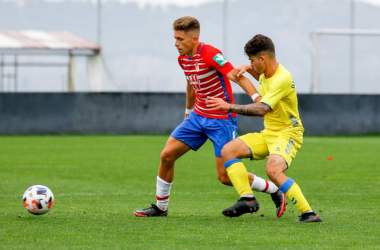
[257, 103, 271, 116]
[256, 110, 268, 116]
[230, 76, 239, 84]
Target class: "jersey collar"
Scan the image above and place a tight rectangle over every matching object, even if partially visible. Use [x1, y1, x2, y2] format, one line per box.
[188, 42, 204, 60]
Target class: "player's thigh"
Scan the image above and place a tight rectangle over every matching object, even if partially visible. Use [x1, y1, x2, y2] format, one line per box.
[161, 136, 192, 161]
[221, 138, 252, 160]
[239, 132, 269, 160]
[265, 129, 303, 167]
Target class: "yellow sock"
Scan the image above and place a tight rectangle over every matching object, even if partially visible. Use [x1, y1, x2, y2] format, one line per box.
[224, 159, 253, 197]
[279, 178, 311, 213]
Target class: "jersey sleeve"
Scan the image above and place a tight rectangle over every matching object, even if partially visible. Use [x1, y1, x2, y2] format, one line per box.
[203, 46, 233, 76]
[260, 74, 293, 110]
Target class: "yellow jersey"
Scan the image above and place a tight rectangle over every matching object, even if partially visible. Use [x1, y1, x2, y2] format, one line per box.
[259, 63, 303, 131]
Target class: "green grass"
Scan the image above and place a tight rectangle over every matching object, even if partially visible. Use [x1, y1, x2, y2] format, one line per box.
[0, 135, 379, 249]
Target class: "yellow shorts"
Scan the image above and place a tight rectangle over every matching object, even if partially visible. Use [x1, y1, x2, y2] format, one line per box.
[239, 127, 304, 167]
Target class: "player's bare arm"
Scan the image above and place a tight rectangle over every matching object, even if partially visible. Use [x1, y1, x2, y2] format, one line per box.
[185, 81, 196, 119]
[206, 96, 270, 117]
[246, 67, 260, 81]
[234, 64, 260, 81]
[226, 70, 261, 103]
[228, 103, 269, 116]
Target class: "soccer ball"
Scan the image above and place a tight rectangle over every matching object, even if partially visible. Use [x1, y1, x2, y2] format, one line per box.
[23, 185, 54, 215]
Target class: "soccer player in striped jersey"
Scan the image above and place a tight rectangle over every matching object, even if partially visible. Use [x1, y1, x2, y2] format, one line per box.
[207, 34, 322, 222]
[134, 16, 287, 217]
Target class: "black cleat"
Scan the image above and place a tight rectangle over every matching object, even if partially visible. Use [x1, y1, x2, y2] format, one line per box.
[297, 212, 323, 222]
[134, 204, 168, 217]
[270, 189, 287, 218]
[222, 197, 259, 217]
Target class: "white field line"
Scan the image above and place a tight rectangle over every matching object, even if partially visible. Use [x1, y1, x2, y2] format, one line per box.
[2, 191, 229, 197]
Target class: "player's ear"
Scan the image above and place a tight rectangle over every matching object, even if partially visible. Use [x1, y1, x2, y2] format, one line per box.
[260, 54, 266, 62]
[192, 35, 199, 43]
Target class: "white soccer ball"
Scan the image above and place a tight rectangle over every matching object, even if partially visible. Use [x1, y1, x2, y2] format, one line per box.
[23, 185, 54, 215]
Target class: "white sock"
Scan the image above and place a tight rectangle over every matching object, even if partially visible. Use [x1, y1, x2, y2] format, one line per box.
[156, 176, 172, 211]
[251, 174, 278, 194]
[241, 194, 255, 199]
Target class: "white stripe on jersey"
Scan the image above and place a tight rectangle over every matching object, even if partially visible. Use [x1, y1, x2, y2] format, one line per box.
[196, 103, 224, 111]
[182, 58, 202, 62]
[197, 70, 217, 80]
[195, 91, 224, 102]
[194, 106, 227, 117]
[184, 68, 209, 73]
[201, 82, 219, 91]
[198, 86, 223, 96]
[182, 63, 205, 67]
[200, 76, 218, 86]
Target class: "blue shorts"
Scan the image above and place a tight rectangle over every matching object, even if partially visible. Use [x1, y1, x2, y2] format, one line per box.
[171, 112, 238, 157]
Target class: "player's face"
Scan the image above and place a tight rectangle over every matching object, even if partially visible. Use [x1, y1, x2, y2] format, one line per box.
[249, 55, 265, 75]
[174, 30, 198, 56]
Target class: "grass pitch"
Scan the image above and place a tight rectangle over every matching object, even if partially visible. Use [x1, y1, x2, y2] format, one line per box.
[0, 135, 379, 249]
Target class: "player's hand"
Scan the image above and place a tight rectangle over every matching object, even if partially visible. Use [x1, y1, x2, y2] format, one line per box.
[184, 113, 189, 120]
[234, 65, 250, 77]
[231, 68, 241, 81]
[206, 97, 230, 111]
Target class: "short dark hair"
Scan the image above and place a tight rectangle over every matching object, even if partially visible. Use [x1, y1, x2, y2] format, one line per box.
[244, 34, 275, 57]
[173, 16, 200, 33]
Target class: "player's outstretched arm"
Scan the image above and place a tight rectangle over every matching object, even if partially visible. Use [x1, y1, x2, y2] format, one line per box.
[226, 70, 261, 103]
[206, 97, 270, 117]
[228, 102, 270, 116]
[234, 64, 260, 81]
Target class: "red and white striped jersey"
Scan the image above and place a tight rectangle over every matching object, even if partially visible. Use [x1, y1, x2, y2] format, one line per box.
[178, 43, 236, 119]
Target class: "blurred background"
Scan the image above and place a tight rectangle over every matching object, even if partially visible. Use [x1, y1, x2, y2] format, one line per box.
[0, 0, 379, 94]
[1, 0, 379, 135]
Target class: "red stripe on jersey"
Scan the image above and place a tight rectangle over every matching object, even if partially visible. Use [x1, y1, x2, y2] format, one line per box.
[178, 43, 236, 119]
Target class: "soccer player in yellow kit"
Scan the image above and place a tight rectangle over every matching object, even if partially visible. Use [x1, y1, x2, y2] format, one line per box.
[207, 34, 322, 222]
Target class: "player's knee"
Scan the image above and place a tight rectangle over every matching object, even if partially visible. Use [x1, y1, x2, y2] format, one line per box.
[266, 168, 276, 181]
[266, 165, 281, 181]
[160, 149, 175, 164]
[221, 142, 236, 160]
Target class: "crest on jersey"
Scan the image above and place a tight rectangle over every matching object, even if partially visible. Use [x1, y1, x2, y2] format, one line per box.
[187, 74, 201, 92]
[195, 62, 199, 72]
[213, 53, 228, 66]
